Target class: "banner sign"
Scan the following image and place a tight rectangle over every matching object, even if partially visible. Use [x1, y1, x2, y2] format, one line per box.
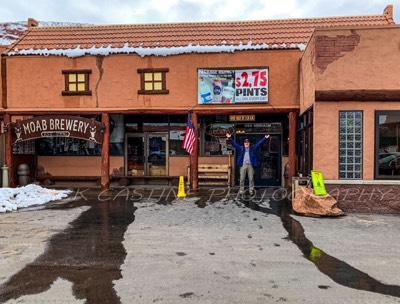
[311, 170, 328, 196]
[10, 115, 104, 144]
[198, 68, 268, 104]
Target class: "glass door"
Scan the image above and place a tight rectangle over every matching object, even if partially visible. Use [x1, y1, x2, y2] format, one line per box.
[125, 133, 168, 176]
[234, 134, 281, 187]
[148, 134, 167, 176]
[259, 134, 281, 187]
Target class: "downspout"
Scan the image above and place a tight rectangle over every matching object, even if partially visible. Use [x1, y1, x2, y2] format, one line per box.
[1, 55, 6, 109]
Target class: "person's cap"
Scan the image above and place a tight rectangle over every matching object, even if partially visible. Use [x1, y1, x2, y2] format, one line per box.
[244, 138, 250, 143]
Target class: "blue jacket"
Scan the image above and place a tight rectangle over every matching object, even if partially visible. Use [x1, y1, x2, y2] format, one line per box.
[229, 137, 266, 167]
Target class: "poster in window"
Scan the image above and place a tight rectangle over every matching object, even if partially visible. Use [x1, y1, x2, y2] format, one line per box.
[198, 68, 268, 104]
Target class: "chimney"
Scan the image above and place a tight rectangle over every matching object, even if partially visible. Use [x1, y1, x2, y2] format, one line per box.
[383, 4, 395, 24]
[27, 18, 38, 30]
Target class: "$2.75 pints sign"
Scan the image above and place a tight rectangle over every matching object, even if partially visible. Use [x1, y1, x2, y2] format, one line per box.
[198, 68, 268, 104]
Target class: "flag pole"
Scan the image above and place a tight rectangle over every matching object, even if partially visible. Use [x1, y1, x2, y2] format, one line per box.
[190, 112, 198, 190]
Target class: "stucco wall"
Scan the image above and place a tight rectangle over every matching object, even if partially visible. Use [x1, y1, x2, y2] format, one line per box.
[313, 102, 400, 180]
[307, 27, 400, 180]
[37, 156, 124, 176]
[5, 49, 301, 110]
[299, 34, 316, 114]
[313, 27, 400, 91]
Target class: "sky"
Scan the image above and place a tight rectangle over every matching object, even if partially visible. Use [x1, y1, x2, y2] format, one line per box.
[1, 0, 398, 25]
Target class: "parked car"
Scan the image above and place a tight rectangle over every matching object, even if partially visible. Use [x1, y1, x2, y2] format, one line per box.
[378, 153, 400, 175]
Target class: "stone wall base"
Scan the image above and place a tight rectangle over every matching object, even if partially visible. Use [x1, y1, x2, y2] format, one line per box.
[325, 184, 400, 214]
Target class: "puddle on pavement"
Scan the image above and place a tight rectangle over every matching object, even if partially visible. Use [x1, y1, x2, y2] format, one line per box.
[1, 190, 399, 302]
[255, 198, 400, 299]
[0, 198, 136, 304]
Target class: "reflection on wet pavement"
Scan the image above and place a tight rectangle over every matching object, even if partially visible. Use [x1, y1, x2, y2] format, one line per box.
[279, 204, 400, 298]
[0, 199, 136, 304]
[0, 187, 399, 302]
[257, 197, 400, 299]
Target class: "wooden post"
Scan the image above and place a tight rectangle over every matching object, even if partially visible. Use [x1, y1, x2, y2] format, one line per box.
[4, 114, 13, 187]
[288, 111, 298, 185]
[191, 112, 199, 190]
[101, 113, 110, 190]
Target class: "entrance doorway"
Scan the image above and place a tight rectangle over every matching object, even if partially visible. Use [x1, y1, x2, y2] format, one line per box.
[234, 134, 282, 187]
[125, 133, 168, 176]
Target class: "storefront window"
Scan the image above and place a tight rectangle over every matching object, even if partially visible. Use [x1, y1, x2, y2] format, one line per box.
[110, 114, 124, 156]
[169, 116, 188, 156]
[37, 138, 101, 156]
[204, 123, 234, 156]
[339, 111, 362, 179]
[376, 111, 400, 178]
[12, 140, 36, 155]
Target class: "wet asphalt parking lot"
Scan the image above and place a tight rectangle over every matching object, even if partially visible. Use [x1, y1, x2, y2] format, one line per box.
[0, 187, 399, 303]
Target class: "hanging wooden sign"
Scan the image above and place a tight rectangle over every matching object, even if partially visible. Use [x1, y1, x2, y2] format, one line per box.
[10, 115, 104, 144]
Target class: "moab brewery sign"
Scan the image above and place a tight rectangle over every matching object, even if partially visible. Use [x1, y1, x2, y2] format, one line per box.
[10, 115, 104, 144]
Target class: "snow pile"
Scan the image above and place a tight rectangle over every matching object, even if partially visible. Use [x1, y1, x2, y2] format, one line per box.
[0, 184, 72, 213]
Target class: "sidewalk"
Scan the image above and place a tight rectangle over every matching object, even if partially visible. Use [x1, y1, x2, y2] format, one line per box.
[0, 187, 399, 303]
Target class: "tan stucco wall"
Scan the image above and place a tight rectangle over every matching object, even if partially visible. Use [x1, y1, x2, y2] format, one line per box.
[38, 155, 193, 177]
[169, 156, 190, 176]
[5, 50, 301, 110]
[301, 27, 400, 180]
[299, 35, 316, 114]
[300, 26, 400, 113]
[313, 102, 400, 180]
[37, 156, 124, 176]
[314, 27, 400, 91]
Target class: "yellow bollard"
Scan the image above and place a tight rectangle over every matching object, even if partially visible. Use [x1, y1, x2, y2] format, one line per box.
[177, 176, 186, 198]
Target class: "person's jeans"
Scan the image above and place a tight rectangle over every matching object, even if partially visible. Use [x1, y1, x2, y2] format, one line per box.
[239, 163, 254, 193]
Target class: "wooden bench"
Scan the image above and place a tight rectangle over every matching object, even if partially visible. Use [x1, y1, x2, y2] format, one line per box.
[112, 175, 180, 185]
[188, 164, 231, 187]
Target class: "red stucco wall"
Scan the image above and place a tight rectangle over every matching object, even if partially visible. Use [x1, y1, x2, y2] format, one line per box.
[5, 49, 301, 110]
[310, 27, 400, 180]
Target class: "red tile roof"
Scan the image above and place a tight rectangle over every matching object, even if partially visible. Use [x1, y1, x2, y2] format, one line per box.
[5, 11, 395, 56]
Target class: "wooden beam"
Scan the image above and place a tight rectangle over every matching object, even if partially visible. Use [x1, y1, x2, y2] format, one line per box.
[191, 112, 199, 191]
[3, 107, 299, 116]
[288, 111, 298, 184]
[101, 113, 110, 190]
[316, 90, 400, 102]
[4, 114, 13, 187]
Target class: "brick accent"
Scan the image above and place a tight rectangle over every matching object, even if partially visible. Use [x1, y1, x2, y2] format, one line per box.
[315, 32, 360, 71]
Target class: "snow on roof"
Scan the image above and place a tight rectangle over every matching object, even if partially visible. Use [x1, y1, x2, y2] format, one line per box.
[8, 41, 307, 58]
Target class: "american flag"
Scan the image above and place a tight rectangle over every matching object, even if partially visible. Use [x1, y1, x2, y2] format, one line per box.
[182, 113, 195, 155]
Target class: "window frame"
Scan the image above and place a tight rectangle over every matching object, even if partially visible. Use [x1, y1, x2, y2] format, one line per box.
[62, 69, 92, 96]
[338, 111, 363, 180]
[137, 68, 169, 94]
[375, 110, 400, 180]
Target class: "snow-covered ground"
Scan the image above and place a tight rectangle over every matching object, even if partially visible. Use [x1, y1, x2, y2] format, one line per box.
[0, 184, 72, 213]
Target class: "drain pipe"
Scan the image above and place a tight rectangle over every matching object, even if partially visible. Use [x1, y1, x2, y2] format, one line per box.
[2, 164, 8, 187]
